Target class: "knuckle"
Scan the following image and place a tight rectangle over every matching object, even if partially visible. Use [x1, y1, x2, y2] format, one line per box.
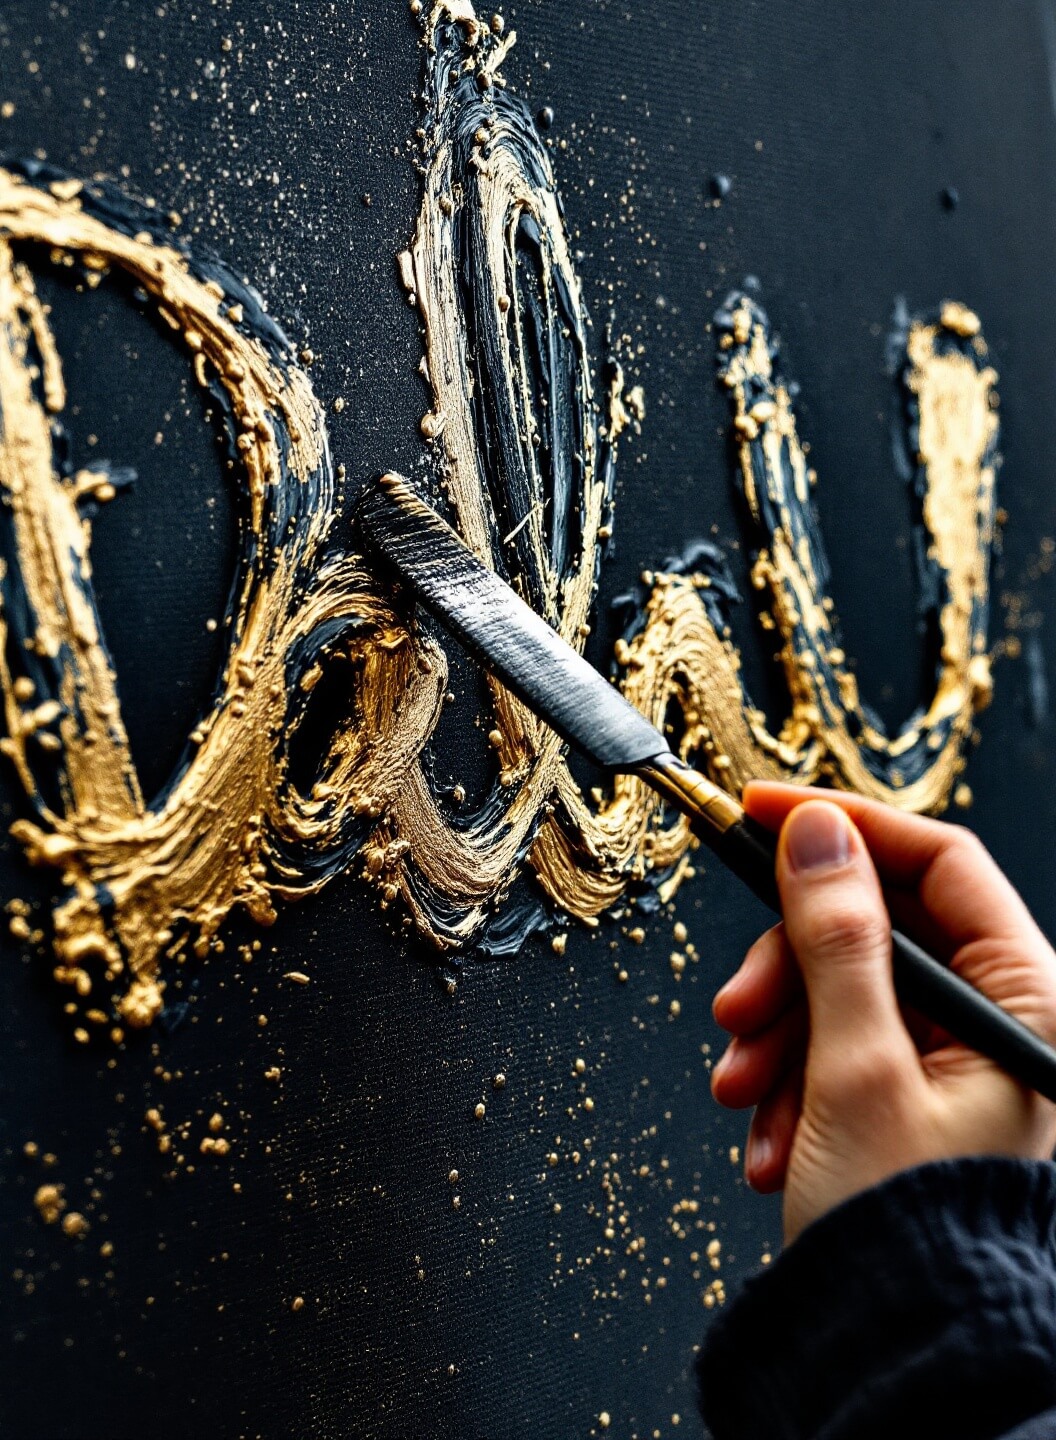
[804, 900, 889, 960]
[946, 823, 989, 864]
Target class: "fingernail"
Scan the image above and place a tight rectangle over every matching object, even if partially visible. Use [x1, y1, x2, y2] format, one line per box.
[785, 804, 850, 873]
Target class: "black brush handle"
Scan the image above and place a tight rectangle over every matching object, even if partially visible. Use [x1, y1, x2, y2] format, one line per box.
[642, 753, 1056, 1106]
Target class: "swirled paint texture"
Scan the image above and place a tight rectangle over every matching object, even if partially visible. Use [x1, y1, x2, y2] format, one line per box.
[609, 291, 998, 814]
[388, 7, 1001, 946]
[0, 161, 444, 1028]
[0, 3, 1001, 1029]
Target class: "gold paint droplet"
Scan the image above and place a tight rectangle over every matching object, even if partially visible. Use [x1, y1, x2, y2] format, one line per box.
[34, 1182, 65, 1224]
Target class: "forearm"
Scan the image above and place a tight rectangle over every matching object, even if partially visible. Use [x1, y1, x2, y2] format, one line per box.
[698, 1157, 1056, 1440]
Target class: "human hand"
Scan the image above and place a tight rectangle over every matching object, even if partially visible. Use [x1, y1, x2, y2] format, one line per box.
[710, 782, 1056, 1244]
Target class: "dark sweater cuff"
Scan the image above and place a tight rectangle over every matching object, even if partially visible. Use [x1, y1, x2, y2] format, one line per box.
[698, 1157, 1056, 1440]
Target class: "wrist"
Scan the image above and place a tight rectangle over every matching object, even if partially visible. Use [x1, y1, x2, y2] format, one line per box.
[700, 1156, 1056, 1440]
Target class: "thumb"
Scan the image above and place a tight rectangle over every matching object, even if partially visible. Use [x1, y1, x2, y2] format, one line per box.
[777, 801, 911, 1069]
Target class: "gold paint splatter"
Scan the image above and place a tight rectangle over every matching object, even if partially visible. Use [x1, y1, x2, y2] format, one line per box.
[34, 1181, 65, 1224]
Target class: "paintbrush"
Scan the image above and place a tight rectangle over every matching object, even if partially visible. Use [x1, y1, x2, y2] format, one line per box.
[357, 472, 1056, 1104]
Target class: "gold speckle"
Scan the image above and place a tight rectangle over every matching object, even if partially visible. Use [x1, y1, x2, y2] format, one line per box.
[116, 979, 164, 1030]
[34, 1182, 65, 1224]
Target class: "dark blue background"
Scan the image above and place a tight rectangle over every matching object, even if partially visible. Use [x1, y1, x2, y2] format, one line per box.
[1, 3, 1055, 1437]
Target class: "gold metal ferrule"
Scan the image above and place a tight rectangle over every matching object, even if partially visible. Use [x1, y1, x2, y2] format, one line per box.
[639, 753, 744, 834]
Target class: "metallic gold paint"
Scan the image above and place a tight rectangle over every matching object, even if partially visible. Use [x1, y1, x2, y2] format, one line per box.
[0, 6, 1001, 1024]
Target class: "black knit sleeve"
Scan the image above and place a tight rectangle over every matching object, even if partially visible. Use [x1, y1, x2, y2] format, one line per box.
[697, 1157, 1056, 1440]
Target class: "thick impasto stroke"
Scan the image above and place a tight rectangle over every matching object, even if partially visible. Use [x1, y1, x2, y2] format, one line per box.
[0, 4, 1000, 1029]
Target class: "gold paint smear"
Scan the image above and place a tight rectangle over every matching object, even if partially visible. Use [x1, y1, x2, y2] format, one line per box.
[539, 292, 998, 939]
[376, 5, 690, 942]
[0, 165, 444, 1021]
[390, 10, 999, 942]
[611, 291, 997, 813]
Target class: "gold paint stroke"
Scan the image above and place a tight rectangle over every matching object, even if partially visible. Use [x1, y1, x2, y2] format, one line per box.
[388, 7, 1000, 935]
[532, 295, 999, 916]
[637, 294, 997, 812]
[0, 167, 444, 1024]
